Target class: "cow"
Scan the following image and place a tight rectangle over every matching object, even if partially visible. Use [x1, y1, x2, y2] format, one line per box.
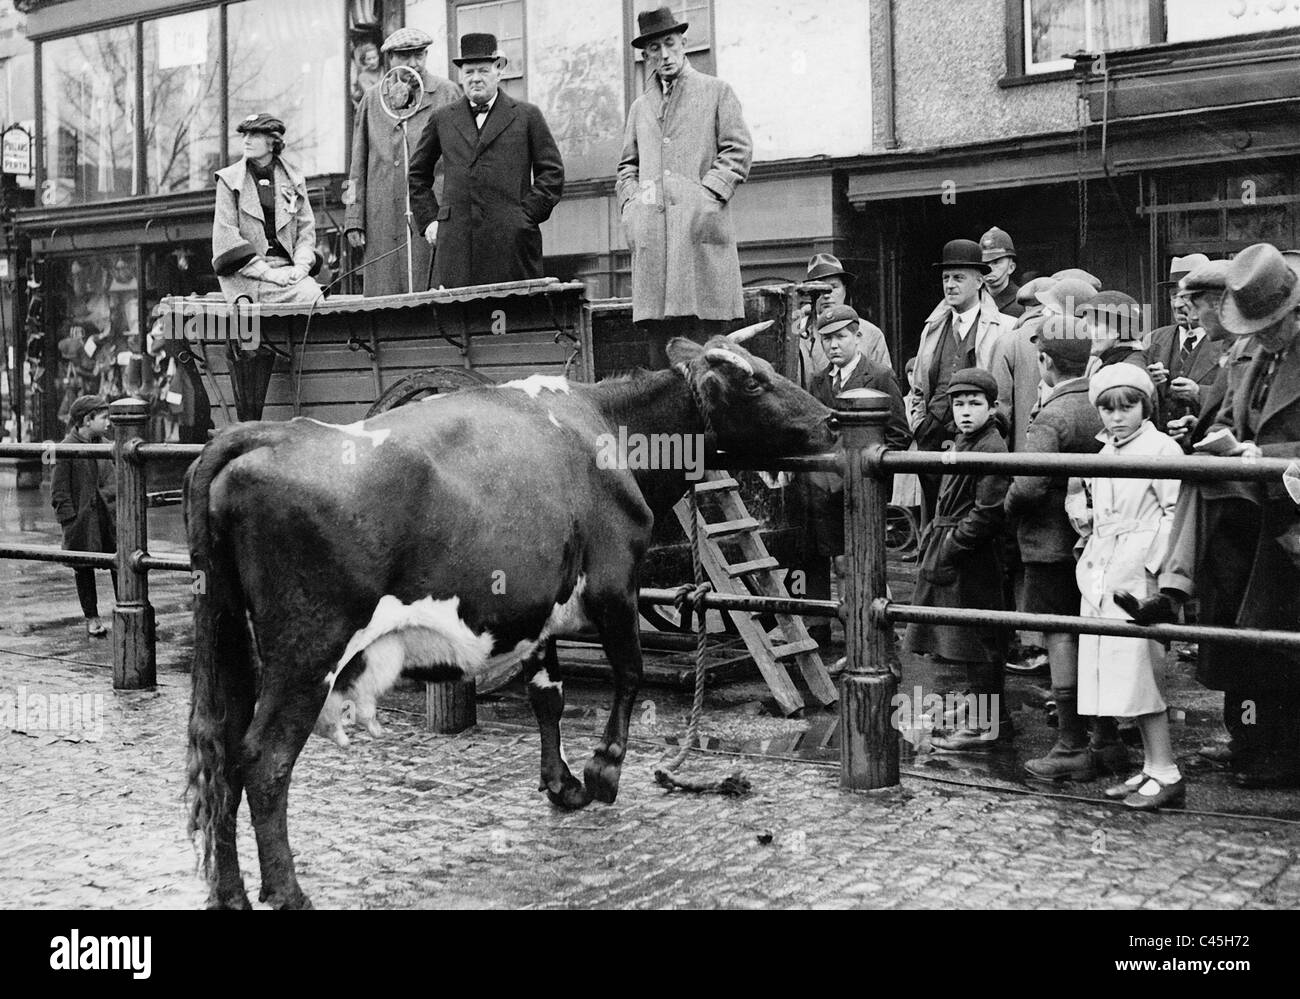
[184, 328, 836, 909]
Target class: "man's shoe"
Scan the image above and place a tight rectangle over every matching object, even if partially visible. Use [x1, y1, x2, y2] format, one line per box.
[1112, 590, 1179, 626]
[1024, 746, 1096, 782]
[1233, 767, 1300, 790]
[86, 618, 107, 638]
[930, 725, 1006, 752]
[1197, 742, 1234, 764]
[1123, 776, 1186, 811]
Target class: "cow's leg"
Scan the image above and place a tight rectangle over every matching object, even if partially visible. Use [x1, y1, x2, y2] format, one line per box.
[585, 592, 642, 804]
[525, 639, 592, 810]
[241, 671, 329, 910]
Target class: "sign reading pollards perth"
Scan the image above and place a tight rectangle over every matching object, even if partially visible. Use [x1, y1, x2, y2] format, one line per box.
[1, 124, 31, 176]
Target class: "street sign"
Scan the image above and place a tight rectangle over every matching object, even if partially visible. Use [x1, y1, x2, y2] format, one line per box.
[2, 124, 32, 176]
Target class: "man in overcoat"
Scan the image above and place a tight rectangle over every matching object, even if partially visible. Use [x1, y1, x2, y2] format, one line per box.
[616, 7, 753, 368]
[1145, 254, 1222, 429]
[408, 33, 564, 290]
[345, 28, 461, 296]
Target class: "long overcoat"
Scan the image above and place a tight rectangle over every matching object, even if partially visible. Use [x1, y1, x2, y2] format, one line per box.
[904, 420, 1011, 663]
[346, 69, 462, 296]
[50, 431, 116, 553]
[1196, 338, 1300, 692]
[408, 91, 564, 289]
[1067, 421, 1182, 716]
[616, 63, 752, 322]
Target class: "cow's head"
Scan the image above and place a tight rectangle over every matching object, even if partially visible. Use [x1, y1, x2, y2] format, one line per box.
[667, 323, 837, 458]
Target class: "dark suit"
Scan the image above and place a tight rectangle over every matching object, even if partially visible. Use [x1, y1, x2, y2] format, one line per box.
[1146, 323, 1225, 428]
[50, 430, 118, 618]
[409, 91, 564, 289]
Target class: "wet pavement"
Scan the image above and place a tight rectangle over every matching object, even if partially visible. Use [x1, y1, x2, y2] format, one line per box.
[4, 466, 1300, 909]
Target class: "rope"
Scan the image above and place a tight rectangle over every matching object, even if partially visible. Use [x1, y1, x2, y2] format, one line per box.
[653, 369, 751, 796]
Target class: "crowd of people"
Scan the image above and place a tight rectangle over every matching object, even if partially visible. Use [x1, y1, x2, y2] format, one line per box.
[796, 235, 1300, 806]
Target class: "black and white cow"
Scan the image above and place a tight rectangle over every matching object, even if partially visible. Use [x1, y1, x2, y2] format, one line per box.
[184, 328, 836, 909]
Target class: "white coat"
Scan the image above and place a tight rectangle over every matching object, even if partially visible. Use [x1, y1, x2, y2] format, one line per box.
[1066, 420, 1182, 717]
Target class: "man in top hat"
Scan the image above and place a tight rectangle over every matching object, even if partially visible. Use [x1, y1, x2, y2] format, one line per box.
[1144, 253, 1221, 429]
[796, 252, 890, 389]
[1116, 243, 1300, 788]
[345, 27, 461, 296]
[409, 33, 564, 289]
[909, 238, 1017, 516]
[617, 6, 753, 368]
[980, 226, 1023, 319]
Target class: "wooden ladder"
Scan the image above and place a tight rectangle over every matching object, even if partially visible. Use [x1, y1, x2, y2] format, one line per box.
[672, 470, 839, 716]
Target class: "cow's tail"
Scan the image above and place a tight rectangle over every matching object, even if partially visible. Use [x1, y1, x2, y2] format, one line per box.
[183, 424, 279, 884]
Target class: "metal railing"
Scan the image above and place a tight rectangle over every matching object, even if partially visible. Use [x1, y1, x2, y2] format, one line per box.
[3, 392, 1297, 796]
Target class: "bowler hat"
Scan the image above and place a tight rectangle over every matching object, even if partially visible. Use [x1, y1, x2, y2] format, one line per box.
[1079, 290, 1143, 341]
[1088, 363, 1155, 406]
[1162, 253, 1211, 287]
[381, 27, 434, 54]
[817, 304, 860, 337]
[1219, 243, 1300, 336]
[69, 394, 110, 427]
[453, 33, 506, 66]
[633, 6, 689, 48]
[1017, 276, 1056, 305]
[806, 252, 854, 284]
[1050, 268, 1102, 291]
[236, 112, 285, 136]
[946, 367, 998, 403]
[980, 226, 1016, 262]
[1180, 259, 1231, 295]
[933, 239, 990, 274]
[1037, 278, 1098, 316]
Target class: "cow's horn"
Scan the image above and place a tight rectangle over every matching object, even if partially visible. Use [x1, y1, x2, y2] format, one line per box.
[726, 320, 773, 343]
[705, 348, 754, 375]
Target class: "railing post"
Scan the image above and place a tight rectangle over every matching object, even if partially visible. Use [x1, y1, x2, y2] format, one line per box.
[837, 388, 900, 790]
[110, 398, 156, 690]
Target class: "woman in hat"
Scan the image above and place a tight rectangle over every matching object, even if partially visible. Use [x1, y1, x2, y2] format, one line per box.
[211, 113, 323, 305]
[1066, 364, 1184, 809]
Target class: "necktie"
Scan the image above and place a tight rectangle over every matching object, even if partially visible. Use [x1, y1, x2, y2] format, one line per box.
[832, 370, 842, 395]
[1180, 332, 1199, 364]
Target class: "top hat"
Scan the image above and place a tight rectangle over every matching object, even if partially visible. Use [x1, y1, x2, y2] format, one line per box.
[933, 239, 990, 273]
[806, 252, 854, 284]
[1162, 253, 1211, 287]
[236, 112, 286, 136]
[633, 7, 689, 48]
[382, 27, 434, 54]
[980, 226, 1016, 262]
[1219, 243, 1300, 336]
[453, 33, 506, 66]
[1050, 268, 1102, 291]
[946, 367, 998, 403]
[817, 304, 861, 337]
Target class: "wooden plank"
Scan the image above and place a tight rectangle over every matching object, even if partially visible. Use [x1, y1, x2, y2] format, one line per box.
[703, 517, 760, 538]
[692, 476, 740, 492]
[725, 555, 780, 578]
[769, 639, 821, 659]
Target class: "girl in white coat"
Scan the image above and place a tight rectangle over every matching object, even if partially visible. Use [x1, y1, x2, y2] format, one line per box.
[1066, 364, 1184, 810]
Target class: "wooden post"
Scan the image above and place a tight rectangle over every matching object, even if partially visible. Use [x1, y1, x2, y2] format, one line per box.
[837, 388, 900, 790]
[425, 680, 476, 734]
[110, 398, 156, 691]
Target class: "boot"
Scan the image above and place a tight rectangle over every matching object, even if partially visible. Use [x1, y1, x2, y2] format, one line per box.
[931, 662, 1013, 752]
[1024, 688, 1095, 781]
[1089, 716, 1131, 775]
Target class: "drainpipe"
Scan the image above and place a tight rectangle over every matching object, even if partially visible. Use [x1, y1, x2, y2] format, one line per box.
[877, 0, 899, 150]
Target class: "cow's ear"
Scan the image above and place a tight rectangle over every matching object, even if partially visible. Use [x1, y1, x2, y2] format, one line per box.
[666, 337, 705, 368]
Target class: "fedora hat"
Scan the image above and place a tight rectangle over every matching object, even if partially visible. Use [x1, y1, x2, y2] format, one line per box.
[1079, 290, 1143, 340]
[1050, 268, 1102, 291]
[1037, 278, 1098, 316]
[453, 33, 506, 66]
[1219, 243, 1300, 336]
[1180, 259, 1231, 295]
[1161, 253, 1211, 287]
[933, 239, 990, 274]
[632, 6, 689, 48]
[1283, 249, 1300, 278]
[806, 252, 854, 284]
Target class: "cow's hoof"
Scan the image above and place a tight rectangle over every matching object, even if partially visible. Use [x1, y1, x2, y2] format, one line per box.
[206, 892, 252, 911]
[583, 751, 623, 804]
[263, 888, 313, 910]
[545, 774, 592, 811]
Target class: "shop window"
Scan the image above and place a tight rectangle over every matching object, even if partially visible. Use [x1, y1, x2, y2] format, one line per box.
[143, 9, 223, 195]
[226, 0, 346, 177]
[628, 0, 714, 93]
[449, 0, 526, 99]
[40, 26, 136, 207]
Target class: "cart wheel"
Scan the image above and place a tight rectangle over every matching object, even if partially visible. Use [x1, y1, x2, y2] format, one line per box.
[365, 367, 495, 417]
[885, 504, 920, 556]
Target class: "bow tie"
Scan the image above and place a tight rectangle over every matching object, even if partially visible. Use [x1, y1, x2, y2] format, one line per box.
[470, 103, 490, 114]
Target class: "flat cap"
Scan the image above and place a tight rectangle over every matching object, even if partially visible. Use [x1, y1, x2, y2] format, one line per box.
[236, 112, 285, 136]
[1017, 275, 1056, 305]
[381, 27, 434, 53]
[1037, 278, 1098, 315]
[946, 367, 998, 403]
[1088, 363, 1155, 406]
[69, 394, 110, 426]
[1051, 268, 1103, 291]
[816, 304, 860, 336]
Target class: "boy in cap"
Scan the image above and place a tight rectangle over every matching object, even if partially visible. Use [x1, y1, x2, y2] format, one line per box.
[799, 306, 910, 645]
[50, 395, 118, 638]
[904, 367, 1015, 750]
[796, 253, 890, 388]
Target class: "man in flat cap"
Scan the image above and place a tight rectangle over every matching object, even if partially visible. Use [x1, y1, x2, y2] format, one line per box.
[212, 113, 323, 304]
[980, 226, 1023, 319]
[617, 6, 753, 368]
[409, 33, 564, 289]
[346, 28, 461, 296]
